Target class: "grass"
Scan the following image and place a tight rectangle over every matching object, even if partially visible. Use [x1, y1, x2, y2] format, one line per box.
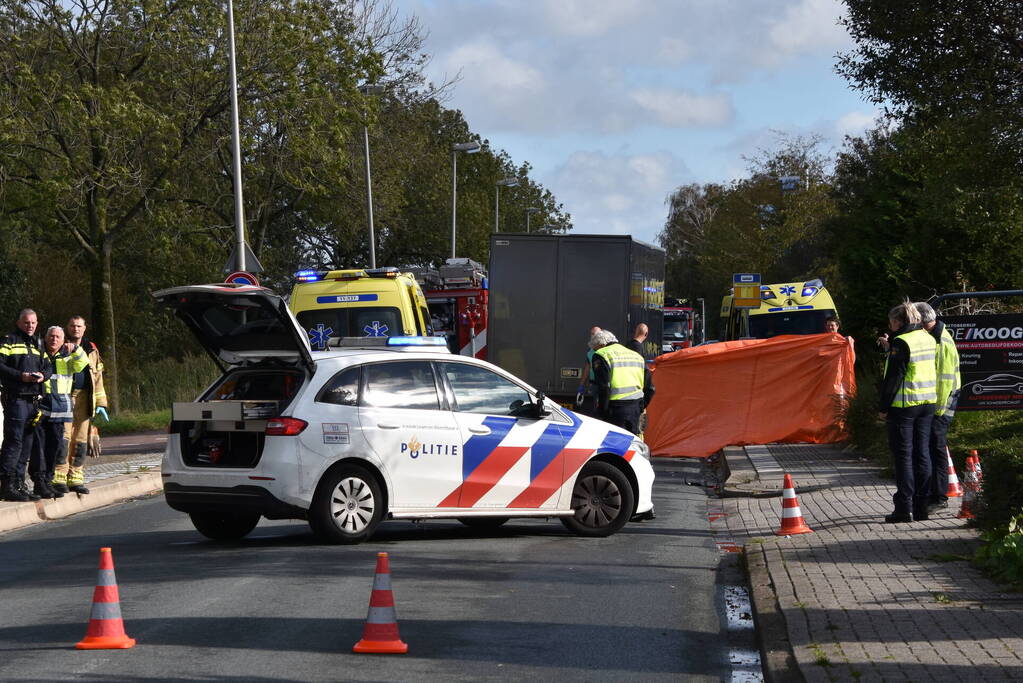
[101, 409, 171, 436]
[809, 643, 832, 667]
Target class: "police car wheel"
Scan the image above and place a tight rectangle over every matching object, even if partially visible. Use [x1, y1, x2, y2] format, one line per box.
[189, 511, 260, 541]
[561, 461, 635, 537]
[309, 465, 383, 544]
[457, 517, 509, 529]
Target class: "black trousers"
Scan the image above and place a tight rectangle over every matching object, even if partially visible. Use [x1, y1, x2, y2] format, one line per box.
[606, 399, 643, 435]
[30, 418, 66, 484]
[929, 413, 953, 502]
[1, 395, 39, 482]
[886, 404, 935, 515]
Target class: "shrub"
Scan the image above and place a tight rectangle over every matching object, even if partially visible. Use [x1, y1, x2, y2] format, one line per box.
[117, 353, 218, 414]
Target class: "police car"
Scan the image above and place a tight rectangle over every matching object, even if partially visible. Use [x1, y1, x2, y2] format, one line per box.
[153, 284, 655, 544]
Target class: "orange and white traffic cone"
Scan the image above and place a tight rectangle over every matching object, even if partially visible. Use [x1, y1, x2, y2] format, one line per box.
[353, 552, 408, 654]
[76, 547, 135, 649]
[944, 447, 963, 498]
[971, 451, 983, 481]
[775, 473, 813, 536]
[957, 458, 979, 520]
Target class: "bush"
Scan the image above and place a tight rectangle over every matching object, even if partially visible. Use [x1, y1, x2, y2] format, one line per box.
[973, 513, 1023, 589]
[845, 361, 890, 465]
[117, 353, 218, 414]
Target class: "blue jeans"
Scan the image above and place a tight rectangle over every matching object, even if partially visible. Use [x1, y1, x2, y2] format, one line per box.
[886, 404, 935, 515]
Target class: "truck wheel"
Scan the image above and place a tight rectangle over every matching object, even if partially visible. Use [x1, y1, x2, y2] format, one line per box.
[189, 511, 260, 541]
[560, 461, 635, 537]
[458, 517, 509, 529]
[309, 465, 383, 544]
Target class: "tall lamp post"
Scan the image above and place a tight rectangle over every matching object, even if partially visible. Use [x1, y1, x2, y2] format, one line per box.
[359, 84, 384, 268]
[494, 177, 518, 232]
[525, 207, 541, 232]
[451, 141, 481, 258]
[226, 0, 246, 271]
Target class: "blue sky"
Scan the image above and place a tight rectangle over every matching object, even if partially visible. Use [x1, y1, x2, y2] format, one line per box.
[395, 0, 878, 246]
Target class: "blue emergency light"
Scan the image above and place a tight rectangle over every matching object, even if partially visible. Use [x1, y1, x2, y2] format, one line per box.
[802, 286, 818, 298]
[294, 269, 325, 282]
[387, 336, 447, 347]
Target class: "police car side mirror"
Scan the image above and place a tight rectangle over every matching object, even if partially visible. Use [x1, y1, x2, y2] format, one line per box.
[533, 391, 551, 418]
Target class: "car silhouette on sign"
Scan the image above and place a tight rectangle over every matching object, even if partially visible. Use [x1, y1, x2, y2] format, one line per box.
[964, 373, 1023, 396]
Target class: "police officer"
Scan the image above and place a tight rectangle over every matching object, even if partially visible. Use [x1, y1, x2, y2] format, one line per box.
[590, 329, 654, 435]
[878, 301, 937, 523]
[32, 326, 90, 498]
[0, 309, 53, 502]
[916, 302, 961, 512]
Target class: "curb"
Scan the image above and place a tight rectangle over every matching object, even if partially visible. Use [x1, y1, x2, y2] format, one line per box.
[746, 543, 804, 683]
[0, 472, 163, 534]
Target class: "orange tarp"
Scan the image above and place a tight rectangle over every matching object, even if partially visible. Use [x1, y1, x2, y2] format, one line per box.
[645, 333, 856, 458]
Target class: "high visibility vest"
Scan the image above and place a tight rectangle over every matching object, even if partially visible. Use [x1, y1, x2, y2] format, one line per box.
[44, 347, 90, 397]
[936, 327, 961, 417]
[594, 343, 645, 401]
[886, 329, 937, 408]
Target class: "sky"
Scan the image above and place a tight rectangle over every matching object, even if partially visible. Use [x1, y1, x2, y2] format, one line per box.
[394, 0, 879, 246]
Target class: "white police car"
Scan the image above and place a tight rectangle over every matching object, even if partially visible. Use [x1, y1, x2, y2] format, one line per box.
[154, 284, 655, 544]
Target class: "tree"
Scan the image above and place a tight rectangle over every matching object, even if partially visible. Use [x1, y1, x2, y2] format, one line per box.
[0, 0, 378, 407]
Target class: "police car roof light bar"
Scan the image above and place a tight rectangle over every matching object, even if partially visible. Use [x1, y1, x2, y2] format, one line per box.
[388, 336, 447, 346]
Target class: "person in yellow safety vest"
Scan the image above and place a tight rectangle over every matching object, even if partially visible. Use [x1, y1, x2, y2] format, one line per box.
[878, 300, 938, 524]
[589, 329, 654, 435]
[55, 315, 109, 495]
[915, 302, 962, 513]
[32, 326, 90, 499]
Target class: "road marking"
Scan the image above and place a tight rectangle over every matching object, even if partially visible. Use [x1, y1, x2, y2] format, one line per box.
[723, 586, 764, 682]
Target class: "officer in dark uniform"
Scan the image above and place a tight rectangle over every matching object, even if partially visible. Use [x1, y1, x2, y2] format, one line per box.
[0, 309, 52, 502]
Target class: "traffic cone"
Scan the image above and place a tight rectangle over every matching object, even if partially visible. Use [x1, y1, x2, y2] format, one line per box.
[957, 458, 979, 520]
[76, 547, 135, 649]
[944, 447, 963, 498]
[971, 451, 983, 481]
[353, 552, 408, 654]
[774, 474, 813, 536]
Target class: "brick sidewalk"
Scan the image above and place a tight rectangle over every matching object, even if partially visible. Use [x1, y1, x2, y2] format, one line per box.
[719, 444, 1023, 682]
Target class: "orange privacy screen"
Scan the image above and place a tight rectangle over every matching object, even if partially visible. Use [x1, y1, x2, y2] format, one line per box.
[646, 333, 856, 458]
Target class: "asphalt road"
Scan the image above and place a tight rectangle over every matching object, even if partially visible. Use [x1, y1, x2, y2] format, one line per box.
[0, 459, 732, 681]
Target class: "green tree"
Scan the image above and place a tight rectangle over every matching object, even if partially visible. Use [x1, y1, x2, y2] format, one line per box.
[0, 0, 378, 407]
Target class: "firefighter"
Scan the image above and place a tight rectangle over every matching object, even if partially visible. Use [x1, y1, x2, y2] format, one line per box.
[590, 329, 654, 435]
[55, 315, 108, 495]
[916, 302, 961, 512]
[878, 301, 937, 523]
[33, 326, 89, 498]
[0, 308, 52, 502]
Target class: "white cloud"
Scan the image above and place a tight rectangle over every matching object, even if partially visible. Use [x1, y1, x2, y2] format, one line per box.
[767, 0, 849, 55]
[539, 0, 645, 38]
[835, 109, 880, 137]
[440, 39, 545, 99]
[547, 149, 691, 243]
[630, 88, 734, 128]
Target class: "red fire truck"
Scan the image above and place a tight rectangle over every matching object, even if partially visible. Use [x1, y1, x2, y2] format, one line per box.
[411, 258, 489, 359]
[662, 298, 696, 352]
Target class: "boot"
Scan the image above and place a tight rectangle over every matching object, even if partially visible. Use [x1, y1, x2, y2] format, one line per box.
[52, 481, 69, 494]
[69, 484, 90, 495]
[32, 479, 51, 500]
[2, 478, 32, 502]
[18, 480, 41, 501]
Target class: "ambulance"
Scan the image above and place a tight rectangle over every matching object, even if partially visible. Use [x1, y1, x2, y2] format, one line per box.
[153, 283, 655, 545]
[289, 267, 432, 351]
[719, 278, 838, 340]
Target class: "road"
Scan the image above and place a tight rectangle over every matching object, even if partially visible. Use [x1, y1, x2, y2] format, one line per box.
[0, 459, 746, 681]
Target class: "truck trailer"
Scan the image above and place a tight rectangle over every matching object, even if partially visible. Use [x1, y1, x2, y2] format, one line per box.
[487, 233, 665, 404]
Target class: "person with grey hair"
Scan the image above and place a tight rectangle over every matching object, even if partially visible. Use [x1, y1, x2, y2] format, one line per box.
[575, 326, 604, 416]
[915, 301, 961, 512]
[878, 300, 936, 523]
[589, 329, 654, 434]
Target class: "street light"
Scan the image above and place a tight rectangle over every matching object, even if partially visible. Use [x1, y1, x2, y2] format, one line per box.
[494, 177, 519, 233]
[525, 207, 541, 233]
[358, 84, 385, 268]
[451, 141, 481, 258]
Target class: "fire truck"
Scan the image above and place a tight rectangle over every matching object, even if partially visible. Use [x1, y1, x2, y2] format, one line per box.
[411, 258, 489, 359]
[662, 298, 696, 352]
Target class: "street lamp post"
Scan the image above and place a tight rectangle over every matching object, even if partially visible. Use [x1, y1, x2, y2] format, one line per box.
[494, 177, 518, 232]
[226, 0, 246, 271]
[358, 84, 384, 268]
[525, 207, 541, 233]
[451, 141, 481, 258]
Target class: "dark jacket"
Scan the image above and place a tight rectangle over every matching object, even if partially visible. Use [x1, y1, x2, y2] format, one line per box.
[0, 329, 53, 397]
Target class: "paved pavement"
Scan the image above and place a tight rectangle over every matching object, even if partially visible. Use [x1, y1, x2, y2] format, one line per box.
[715, 443, 1023, 682]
